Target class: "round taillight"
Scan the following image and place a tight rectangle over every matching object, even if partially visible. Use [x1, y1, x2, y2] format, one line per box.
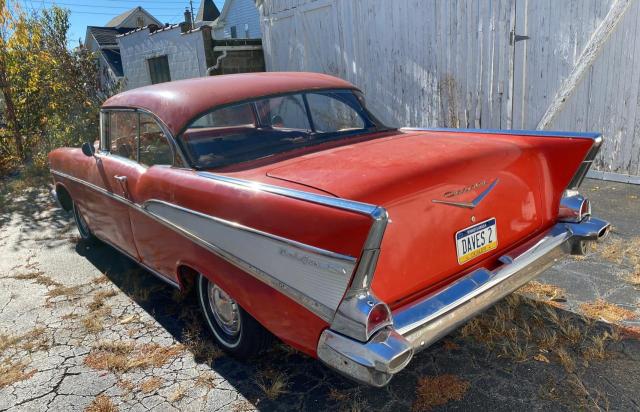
[367, 304, 391, 336]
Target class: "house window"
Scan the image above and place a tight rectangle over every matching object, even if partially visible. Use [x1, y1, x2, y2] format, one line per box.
[136, 17, 144, 27]
[147, 56, 171, 84]
[230, 26, 237, 38]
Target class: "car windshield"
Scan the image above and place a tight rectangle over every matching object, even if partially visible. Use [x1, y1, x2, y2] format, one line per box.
[179, 89, 390, 169]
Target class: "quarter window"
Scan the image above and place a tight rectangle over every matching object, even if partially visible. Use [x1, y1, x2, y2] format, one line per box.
[139, 113, 173, 166]
[306, 92, 365, 133]
[108, 111, 138, 161]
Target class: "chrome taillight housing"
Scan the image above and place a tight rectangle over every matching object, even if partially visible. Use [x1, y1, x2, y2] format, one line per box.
[559, 191, 591, 222]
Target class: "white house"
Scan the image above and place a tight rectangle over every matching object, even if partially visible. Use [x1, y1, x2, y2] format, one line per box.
[212, 0, 262, 39]
[117, 16, 215, 91]
[85, 7, 161, 93]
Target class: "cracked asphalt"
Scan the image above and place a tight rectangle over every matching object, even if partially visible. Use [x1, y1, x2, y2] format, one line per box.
[0, 177, 638, 411]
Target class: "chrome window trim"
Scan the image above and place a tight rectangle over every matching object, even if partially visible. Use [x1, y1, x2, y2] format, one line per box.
[50, 169, 361, 322]
[99, 108, 190, 168]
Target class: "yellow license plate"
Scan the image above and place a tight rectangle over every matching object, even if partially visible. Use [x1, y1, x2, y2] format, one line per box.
[455, 218, 498, 264]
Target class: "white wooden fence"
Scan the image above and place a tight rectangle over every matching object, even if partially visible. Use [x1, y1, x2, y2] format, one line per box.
[257, 0, 640, 180]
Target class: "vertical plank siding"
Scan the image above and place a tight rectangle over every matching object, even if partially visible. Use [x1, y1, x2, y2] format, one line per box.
[259, 0, 640, 176]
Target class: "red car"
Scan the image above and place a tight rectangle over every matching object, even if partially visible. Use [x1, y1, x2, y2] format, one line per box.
[49, 72, 609, 386]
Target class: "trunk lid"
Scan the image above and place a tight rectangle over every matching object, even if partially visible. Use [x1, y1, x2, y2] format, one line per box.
[266, 130, 594, 305]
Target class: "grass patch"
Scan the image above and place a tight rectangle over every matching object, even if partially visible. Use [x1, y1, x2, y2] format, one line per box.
[580, 299, 636, 323]
[412, 374, 470, 411]
[0, 327, 48, 354]
[84, 341, 183, 373]
[255, 369, 289, 401]
[140, 377, 163, 394]
[0, 359, 36, 389]
[85, 394, 118, 412]
[518, 281, 565, 302]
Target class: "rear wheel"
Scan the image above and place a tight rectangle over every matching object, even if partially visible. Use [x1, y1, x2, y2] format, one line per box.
[197, 274, 271, 358]
[72, 201, 95, 241]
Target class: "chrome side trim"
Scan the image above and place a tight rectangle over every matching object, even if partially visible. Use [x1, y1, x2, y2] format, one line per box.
[143, 200, 356, 318]
[196, 171, 392, 340]
[51, 169, 359, 322]
[196, 171, 380, 216]
[401, 127, 602, 139]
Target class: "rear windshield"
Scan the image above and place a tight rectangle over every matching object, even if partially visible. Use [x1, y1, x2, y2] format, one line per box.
[179, 89, 389, 169]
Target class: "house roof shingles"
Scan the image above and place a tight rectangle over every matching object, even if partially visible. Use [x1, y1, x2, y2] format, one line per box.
[87, 26, 134, 46]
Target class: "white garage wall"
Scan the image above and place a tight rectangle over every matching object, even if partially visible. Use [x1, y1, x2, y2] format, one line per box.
[258, 0, 640, 179]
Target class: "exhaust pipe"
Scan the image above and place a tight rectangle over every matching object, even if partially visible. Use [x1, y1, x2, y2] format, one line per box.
[566, 217, 611, 255]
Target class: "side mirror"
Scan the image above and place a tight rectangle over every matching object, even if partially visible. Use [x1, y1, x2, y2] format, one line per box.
[81, 142, 95, 157]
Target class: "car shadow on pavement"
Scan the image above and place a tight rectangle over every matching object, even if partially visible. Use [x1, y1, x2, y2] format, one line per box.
[75, 236, 640, 412]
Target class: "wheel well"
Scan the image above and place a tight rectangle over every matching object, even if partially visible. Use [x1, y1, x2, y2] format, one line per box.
[55, 184, 73, 211]
[177, 265, 199, 293]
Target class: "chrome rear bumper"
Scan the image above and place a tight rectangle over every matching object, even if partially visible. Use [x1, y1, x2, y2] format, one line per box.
[317, 217, 610, 386]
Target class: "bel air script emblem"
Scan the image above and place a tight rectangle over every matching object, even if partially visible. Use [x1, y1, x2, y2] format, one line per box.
[432, 178, 499, 209]
[279, 248, 347, 275]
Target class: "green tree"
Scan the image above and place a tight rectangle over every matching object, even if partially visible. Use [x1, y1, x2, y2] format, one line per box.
[0, 1, 107, 173]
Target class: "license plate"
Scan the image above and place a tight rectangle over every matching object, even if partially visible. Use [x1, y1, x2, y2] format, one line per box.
[455, 218, 498, 264]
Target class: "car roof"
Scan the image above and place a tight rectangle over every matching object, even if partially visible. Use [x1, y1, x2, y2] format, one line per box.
[102, 72, 358, 136]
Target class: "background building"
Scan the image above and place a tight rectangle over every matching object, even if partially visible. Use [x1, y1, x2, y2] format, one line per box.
[258, 0, 640, 181]
[84, 7, 161, 93]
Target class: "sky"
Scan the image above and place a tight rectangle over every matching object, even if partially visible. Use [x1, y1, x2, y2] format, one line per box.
[19, 0, 226, 47]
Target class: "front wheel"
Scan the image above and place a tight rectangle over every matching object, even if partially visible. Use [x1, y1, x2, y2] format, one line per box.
[72, 201, 95, 241]
[197, 274, 271, 358]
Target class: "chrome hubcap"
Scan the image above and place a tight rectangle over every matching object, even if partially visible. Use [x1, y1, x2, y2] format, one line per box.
[207, 283, 241, 336]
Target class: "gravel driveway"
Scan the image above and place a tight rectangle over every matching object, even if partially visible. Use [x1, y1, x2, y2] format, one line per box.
[0, 177, 638, 411]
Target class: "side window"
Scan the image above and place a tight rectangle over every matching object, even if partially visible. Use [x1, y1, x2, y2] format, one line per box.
[100, 112, 109, 151]
[109, 111, 138, 161]
[255, 94, 310, 131]
[190, 103, 256, 129]
[138, 113, 173, 166]
[306, 92, 365, 133]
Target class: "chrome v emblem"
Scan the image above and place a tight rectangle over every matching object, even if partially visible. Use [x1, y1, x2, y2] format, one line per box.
[432, 179, 499, 209]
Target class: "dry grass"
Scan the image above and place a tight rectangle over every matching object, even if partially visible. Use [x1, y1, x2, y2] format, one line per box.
[0, 359, 36, 389]
[442, 339, 461, 351]
[580, 299, 636, 323]
[46, 285, 82, 302]
[88, 290, 117, 312]
[195, 372, 217, 389]
[169, 385, 187, 403]
[82, 311, 107, 333]
[459, 293, 625, 369]
[85, 394, 118, 412]
[255, 369, 289, 401]
[181, 315, 224, 364]
[231, 400, 256, 412]
[412, 374, 470, 411]
[117, 379, 135, 395]
[10, 271, 62, 288]
[625, 270, 640, 288]
[84, 341, 183, 373]
[0, 327, 48, 354]
[140, 377, 163, 394]
[518, 281, 566, 302]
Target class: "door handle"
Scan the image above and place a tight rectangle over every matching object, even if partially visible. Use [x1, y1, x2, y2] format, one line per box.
[113, 175, 130, 200]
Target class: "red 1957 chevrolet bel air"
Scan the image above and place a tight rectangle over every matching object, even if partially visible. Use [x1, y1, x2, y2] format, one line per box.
[49, 72, 610, 386]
